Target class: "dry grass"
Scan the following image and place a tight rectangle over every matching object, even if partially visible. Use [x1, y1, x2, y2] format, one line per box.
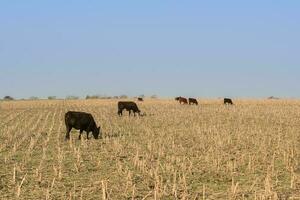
[0, 99, 300, 199]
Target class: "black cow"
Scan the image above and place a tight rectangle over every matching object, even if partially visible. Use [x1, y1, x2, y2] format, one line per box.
[65, 111, 101, 140]
[118, 101, 141, 116]
[224, 98, 234, 105]
[138, 97, 144, 101]
[188, 98, 198, 105]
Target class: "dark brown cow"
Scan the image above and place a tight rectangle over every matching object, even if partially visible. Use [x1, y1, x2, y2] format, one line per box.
[138, 97, 144, 101]
[224, 98, 234, 105]
[65, 111, 101, 140]
[188, 98, 198, 105]
[175, 96, 188, 104]
[118, 101, 141, 116]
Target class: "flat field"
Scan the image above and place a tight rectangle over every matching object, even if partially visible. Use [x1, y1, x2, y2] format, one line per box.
[0, 99, 300, 199]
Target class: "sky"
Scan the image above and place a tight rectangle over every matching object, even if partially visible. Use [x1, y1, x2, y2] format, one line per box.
[0, 1, 299, 99]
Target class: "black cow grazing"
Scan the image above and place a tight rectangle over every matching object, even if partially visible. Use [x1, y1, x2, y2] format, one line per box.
[188, 98, 198, 105]
[224, 98, 234, 105]
[118, 101, 141, 116]
[65, 111, 101, 140]
[175, 96, 188, 104]
[138, 97, 144, 101]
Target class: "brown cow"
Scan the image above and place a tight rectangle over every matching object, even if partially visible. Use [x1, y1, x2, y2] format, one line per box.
[175, 96, 188, 104]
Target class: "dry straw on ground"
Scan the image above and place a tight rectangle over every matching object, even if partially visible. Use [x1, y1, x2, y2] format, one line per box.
[0, 99, 300, 199]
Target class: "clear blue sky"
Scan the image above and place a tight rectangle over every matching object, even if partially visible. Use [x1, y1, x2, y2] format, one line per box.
[0, 1, 299, 99]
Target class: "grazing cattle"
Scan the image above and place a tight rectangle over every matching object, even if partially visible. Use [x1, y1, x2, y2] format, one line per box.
[224, 98, 234, 105]
[138, 97, 144, 101]
[65, 111, 101, 140]
[175, 96, 188, 104]
[188, 98, 198, 105]
[118, 101, 141, 116]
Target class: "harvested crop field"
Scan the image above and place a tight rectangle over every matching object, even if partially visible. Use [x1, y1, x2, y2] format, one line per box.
[0, 99, 300, 199]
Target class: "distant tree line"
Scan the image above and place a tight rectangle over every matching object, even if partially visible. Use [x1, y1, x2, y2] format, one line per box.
[65, 96, 79, 100]
[48, 96, 57, 100]
[29, 96, 39, 100]
[1, 94, 159, 101]
[85, 94, 158, 100]
[86, 95, 128, 99]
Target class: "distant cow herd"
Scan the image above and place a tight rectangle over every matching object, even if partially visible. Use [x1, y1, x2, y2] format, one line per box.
[65, 97, 234, 140]
[175, 97, 199, 105]
[175, 97, 233, 106]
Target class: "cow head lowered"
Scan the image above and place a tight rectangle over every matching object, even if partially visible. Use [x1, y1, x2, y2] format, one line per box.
[92, 126, 101, 139]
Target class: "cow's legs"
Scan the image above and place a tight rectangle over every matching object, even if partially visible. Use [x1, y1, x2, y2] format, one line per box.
[86, 132, 90, 140]
[129, 110, 131, 116]
[66, 126, 72, 140]
[118, 109, 123, 116]
[78, 130, 83, 140]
